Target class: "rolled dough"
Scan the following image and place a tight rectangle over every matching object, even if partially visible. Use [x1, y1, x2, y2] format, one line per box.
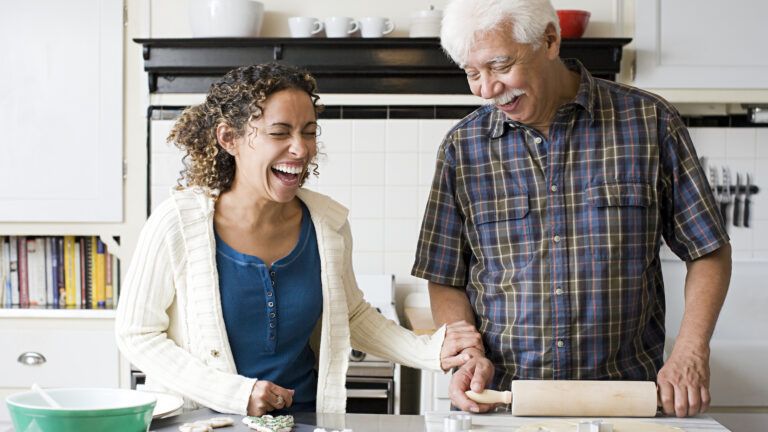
[515, 419, 682, 432]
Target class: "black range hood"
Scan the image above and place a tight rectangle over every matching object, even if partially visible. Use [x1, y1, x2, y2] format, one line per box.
[135, 37, 631, 94]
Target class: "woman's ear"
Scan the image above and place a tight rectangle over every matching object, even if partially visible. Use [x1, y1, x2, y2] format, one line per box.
[216, 123, 239, 156]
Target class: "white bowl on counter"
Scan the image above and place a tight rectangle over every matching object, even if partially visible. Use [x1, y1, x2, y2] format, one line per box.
[189, 0, 264, 37]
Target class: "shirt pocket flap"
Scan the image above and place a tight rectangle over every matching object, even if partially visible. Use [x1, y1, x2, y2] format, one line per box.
[471, 194, 530, 225]
[587, 182, 652, 207]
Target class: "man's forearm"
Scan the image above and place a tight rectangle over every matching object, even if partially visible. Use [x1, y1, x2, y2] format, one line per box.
[428, 281, 475, 326]
[676, 243, 731, 349]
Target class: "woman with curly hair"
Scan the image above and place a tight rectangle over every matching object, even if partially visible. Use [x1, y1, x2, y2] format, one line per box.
[116, 63, 481, 416]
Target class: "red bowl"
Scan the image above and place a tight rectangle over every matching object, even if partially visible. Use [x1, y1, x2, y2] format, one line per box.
[557, 9, 591, 39]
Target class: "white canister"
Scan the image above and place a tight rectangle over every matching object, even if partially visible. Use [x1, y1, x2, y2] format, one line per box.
[410, 6, 442, 38]
[189, 0, 264, 37]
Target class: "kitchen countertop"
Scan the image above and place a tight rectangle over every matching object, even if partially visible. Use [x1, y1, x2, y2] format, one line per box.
[0, 409, 731, 431]
[139, 408, 731, 432]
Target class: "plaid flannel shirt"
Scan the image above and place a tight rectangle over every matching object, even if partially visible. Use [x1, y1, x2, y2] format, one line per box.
[412, 60, 729, 390]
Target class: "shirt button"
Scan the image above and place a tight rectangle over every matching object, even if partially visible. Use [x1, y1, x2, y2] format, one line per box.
[557, 340, 565, 348]
[553, 235, 561, 243]
[268, 302, 274, 307]
[267, 291, 273, 297]
[269, 323, 275, 328]
[555, 288, 563, 295]
[534, 137, 543, 144]
[270, 271, 276, 277]
[550, 184, 558, 192]
[270, 312, 276, 318]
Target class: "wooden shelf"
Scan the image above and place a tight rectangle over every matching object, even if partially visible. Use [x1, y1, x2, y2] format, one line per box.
[134, 37, 631, 94]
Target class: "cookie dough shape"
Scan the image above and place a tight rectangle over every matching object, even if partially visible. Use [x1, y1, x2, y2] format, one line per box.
[242, 414, 295, 432]
[516, 419, 682, 432]
[178, 422, 213, 432]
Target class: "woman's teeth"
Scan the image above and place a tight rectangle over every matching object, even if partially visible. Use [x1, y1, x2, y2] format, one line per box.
[272, 163, 303, 174]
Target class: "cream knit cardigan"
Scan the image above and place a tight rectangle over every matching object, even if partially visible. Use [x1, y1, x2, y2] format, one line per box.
[115, 187, 446, 415]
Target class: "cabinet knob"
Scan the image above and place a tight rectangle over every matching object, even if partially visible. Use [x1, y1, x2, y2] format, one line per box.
[17, 352, 47, 366]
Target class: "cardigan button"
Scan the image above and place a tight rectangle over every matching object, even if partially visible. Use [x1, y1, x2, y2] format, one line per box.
[210, 349, 220, 358]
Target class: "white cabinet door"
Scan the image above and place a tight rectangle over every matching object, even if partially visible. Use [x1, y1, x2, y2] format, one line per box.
[0, 0, 123, 222]
[634, 0, 768, 88]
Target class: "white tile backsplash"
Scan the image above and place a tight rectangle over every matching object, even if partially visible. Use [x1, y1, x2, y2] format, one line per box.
[318, 119, 352, 153]
[691, 128, 727, 158]
[352, 251, 384, 274]
[315, 152, 351, 186]
[419, 154, 438, 186]
[725, 128, 757, 159]
[350, 186, 385, 218]
[352, 120, 387, 153]
[418, 120, 456, 154]
[384, 218, 420, 252]
[351, 152, 386, 185]
[385, 187, 419, 219]
[386, 120, 419, 152]
[691, 127, 767, 258]
[385, 153, 418, 186]
[756, 129, 768, 158]
[350, 218, 385, 252]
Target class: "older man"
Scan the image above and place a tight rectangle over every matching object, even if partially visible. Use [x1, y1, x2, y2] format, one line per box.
[411, 0, 731, 418]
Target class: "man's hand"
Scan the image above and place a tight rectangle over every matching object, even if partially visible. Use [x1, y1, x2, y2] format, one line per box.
[447, 349, 496, 413]
[440, 320, 484, 370]
[657, 342, 711, 417]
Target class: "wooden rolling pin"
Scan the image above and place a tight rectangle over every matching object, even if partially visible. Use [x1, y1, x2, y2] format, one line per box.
[466, 380, 658, 417]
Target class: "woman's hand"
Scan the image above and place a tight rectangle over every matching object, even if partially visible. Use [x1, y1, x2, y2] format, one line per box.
[247, 381, 295, 416]
[440, 320, 484, 370]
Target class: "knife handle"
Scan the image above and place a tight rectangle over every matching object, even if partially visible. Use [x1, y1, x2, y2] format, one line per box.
[733, 196, 741, 227]
[720, 202, 729, 227]
[744, 197, 751, 228]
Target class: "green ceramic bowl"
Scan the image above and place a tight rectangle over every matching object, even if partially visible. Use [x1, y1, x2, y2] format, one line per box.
[6, 387, 156, 432]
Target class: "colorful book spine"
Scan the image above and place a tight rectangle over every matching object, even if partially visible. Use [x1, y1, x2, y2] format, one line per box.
[95, 238, 106, 308]
[0, 236, 6, 307]
[63, 236, 77, 308]
[74, 240, 82, 307]
[26, 238, 47, 306]
[17, 236, 29, 307]
[9, 237, 19, 306]
[105, 245, 113, 309]
[56, 237, 65, 307]
[44, 238, 55, 306]
[50, 237, 59, 307]
[86, 236, 96, 309]
[79, 237, 87, 308]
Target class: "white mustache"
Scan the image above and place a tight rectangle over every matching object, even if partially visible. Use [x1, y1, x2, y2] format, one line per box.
[485, 89, 526, 105]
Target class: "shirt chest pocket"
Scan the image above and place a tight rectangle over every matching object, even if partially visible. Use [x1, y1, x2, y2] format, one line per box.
[586, 182, 655, 261]
[470, 194, 534, 270]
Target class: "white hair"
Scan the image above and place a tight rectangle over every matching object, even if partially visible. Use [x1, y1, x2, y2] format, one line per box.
[440, 0, 560, 66]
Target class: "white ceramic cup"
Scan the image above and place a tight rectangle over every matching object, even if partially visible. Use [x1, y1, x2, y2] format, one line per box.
[288, 16, 324, 37]
[360, 17, 395, 38]
[324, 16, 360, 38]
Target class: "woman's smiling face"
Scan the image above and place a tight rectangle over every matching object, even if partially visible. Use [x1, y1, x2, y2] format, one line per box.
[225, 88, 319, 203]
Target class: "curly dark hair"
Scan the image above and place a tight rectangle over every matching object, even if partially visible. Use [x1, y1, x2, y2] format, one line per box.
[168, 63, 323, 194]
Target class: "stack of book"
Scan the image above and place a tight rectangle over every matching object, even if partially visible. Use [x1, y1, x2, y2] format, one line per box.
[0, 236, 119, 309]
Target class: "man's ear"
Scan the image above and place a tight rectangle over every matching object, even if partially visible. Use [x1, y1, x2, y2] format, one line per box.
[216, 123, 239, 156]
[543, 22, 561, 59]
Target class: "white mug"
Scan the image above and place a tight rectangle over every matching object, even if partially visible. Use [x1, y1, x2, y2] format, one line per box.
[360, 17, 395, 38]
[288, 16, 324, 37]
[324, 16, 360, 38]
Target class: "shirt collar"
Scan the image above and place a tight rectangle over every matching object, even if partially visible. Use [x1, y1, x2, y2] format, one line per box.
[488, 58, 597, 139]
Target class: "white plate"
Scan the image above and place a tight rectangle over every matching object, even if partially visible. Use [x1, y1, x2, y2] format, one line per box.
[142, 391, 184, 419]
